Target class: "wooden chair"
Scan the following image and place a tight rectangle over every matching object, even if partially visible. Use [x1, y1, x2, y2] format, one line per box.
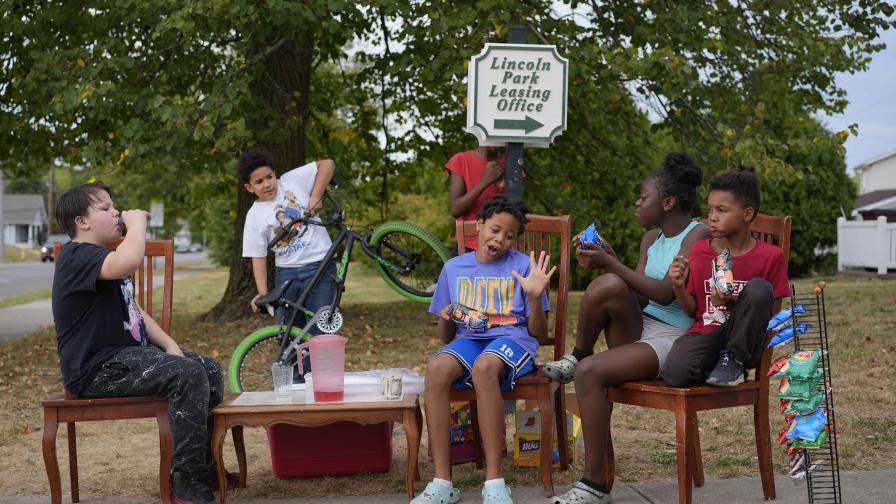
[43, 239, 176, 504]
[604, 213, 792, 504]
[452, 215, 571, 497]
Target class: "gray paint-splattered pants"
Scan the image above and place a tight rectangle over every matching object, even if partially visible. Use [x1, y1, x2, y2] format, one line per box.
[80, 346, 224, 478]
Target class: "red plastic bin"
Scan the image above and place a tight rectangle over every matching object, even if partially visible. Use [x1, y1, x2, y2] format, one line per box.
[266, 421, 393, 478]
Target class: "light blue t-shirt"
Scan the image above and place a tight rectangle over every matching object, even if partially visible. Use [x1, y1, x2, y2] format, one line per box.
[428, 249, 551, 358]
[641, 221, 699, 330]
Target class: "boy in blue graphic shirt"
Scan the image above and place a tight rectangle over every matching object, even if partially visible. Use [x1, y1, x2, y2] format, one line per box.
[413, 196, 556, 504]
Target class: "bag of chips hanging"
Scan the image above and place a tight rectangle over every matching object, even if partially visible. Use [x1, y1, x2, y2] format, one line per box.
[791, 429, 829, 449]
[786, 408, 828, 441]
[778, 374, 823, 400]
[773, 350, 824, 380]
[782, 390, 826, 415]
[767, 355, 790, 377]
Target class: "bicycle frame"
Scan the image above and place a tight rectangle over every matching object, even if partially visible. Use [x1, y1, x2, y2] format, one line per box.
[267, 191, 420, 366]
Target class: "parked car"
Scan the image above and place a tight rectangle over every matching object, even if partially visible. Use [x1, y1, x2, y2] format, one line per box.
[41, 234, 71, 262]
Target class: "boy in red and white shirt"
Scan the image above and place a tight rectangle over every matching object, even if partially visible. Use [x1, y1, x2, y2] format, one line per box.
[665, 171, 789, 387]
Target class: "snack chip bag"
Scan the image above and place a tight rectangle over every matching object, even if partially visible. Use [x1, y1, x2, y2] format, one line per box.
[778, 374, 822, 400]
[711, 248, 734, 295]
[767, 355, 790, 377]
[767, 304, 807, 331]
[579, 222, 608, 251]
[768, 322, 811, 348]
[786, 408, 828, 441]
[782, 390, 826, 415]
[773, 350, 824, 379]
[791, 429, 829, 449]
[447, 303, 489, 333]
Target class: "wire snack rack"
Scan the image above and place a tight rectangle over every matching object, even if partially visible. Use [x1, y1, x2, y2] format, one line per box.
[789, 282, 841, 504]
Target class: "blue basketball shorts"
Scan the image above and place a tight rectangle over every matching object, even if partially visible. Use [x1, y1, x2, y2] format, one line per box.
[437, 337, 536, 391]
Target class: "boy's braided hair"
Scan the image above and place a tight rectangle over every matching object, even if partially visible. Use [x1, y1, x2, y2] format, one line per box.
[476, 195, 529, 234]
[238, 147, 275, 184]
[710, 170, 761, 218]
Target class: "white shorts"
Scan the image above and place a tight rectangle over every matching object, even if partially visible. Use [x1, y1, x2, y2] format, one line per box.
[634, 315, 685, 378]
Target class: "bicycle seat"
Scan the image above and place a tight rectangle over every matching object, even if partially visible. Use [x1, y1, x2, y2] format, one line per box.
[255, 279, 292, 309]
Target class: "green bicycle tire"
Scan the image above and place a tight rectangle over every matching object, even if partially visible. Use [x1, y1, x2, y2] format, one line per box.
[228, 325, 306, 393]
[368, 220, 451, 303]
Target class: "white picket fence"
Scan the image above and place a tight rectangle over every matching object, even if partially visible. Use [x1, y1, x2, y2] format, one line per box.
[837, 216, 896, 274]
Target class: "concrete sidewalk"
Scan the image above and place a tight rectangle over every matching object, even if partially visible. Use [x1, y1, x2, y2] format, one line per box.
[2, 469, 892, 503]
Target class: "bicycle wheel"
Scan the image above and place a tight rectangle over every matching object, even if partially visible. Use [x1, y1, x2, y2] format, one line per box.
[228, 325, 306, 393]
[368, 220, 451, 303]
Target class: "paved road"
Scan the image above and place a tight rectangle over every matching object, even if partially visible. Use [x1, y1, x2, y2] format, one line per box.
[0, 251, 208, 300]
[0, 260, 55, 299]
[0, 252, 212, 344]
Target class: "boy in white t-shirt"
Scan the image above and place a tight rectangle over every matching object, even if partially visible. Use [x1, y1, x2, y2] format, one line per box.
[239, 148, 337, 336]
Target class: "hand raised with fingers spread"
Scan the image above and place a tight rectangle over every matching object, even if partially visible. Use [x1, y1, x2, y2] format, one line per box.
[512, 250, 557, 297]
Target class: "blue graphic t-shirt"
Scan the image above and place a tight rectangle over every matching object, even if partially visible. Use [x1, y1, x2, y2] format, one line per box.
[428, 249, 550, 358]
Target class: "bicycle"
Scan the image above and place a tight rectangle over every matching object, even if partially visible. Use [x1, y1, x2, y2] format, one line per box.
[228, 186, 452, 392]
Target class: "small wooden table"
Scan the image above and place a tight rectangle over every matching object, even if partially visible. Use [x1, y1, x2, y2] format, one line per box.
[211, 392, 422, 502]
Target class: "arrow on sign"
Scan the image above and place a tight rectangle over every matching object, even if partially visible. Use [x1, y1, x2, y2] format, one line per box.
[493, 116, 544, 133]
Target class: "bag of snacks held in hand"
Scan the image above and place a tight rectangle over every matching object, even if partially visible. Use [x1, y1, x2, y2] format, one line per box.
[447, 303, 489, 333]
[579, 222, 608, 251]
[711, 248, 734, 295]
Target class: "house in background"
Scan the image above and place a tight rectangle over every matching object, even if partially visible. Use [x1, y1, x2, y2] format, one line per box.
[838, 149, 896, 274]
[853, 149, 896, 221]
[2, 193, 47, 247]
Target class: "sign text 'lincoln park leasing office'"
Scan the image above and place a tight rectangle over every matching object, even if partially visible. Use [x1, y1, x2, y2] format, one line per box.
[466, 43, 568, 147]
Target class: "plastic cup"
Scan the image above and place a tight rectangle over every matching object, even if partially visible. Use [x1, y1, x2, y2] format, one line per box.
[272, 363, 292, 397]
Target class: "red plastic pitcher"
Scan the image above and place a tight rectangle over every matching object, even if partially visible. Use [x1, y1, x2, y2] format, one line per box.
[295, 334, 347, 402]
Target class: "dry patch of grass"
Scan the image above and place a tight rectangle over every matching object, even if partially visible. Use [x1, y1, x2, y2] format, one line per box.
[0, 271, 894, 499]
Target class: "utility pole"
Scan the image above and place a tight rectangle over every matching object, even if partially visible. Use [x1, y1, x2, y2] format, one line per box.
[47, 167, 55, 235]
[0, 170, 5, 261]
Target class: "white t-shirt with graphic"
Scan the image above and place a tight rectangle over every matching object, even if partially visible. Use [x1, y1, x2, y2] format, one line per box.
[242, 161, 332, 268]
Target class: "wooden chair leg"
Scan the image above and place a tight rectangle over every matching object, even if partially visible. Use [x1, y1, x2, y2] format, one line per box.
[232, 426, 247, 488]
[537, 388, 555, 497]
[469, 400, 484, 469]
[754, 401, 776, 500]
[554, 386, 570, 470]
[67, 422, 79, 503]
[688, 415, 704, 488]
[42, 407, 62, 504]
[156, 405, 173, 504]
[605, 422, 615, 491]
[674, 400, 693, 504]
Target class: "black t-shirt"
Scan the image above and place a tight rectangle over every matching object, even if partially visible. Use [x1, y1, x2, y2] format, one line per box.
[52, 242, 146, 395]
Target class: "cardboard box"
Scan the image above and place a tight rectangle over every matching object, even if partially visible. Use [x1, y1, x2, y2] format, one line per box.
[513, 409, 581, 468]
[447, 401, 506, 464]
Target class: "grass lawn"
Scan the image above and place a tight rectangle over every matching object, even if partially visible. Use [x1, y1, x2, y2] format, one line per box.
[0, 265, 893, 500]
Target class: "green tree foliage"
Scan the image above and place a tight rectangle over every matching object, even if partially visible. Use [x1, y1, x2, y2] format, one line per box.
[1, 0, 892, 308]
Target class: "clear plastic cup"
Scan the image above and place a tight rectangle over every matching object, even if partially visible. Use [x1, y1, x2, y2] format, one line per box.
[271, 363, 292, 397]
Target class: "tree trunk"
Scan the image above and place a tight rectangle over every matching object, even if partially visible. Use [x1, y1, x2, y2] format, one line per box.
[202, 32, 313, 323]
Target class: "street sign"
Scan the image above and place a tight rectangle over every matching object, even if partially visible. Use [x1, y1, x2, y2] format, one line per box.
[150, 201, 164, 228]
[466, 43, 568, 148]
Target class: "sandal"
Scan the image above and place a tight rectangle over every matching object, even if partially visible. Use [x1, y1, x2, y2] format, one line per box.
[543, 353, 579, 384]
[552, 481, 612, 504]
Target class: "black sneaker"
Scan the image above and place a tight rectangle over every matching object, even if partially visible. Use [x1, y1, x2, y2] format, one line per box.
[172, 471, 219, 504]
[706, 350, 745, 387]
